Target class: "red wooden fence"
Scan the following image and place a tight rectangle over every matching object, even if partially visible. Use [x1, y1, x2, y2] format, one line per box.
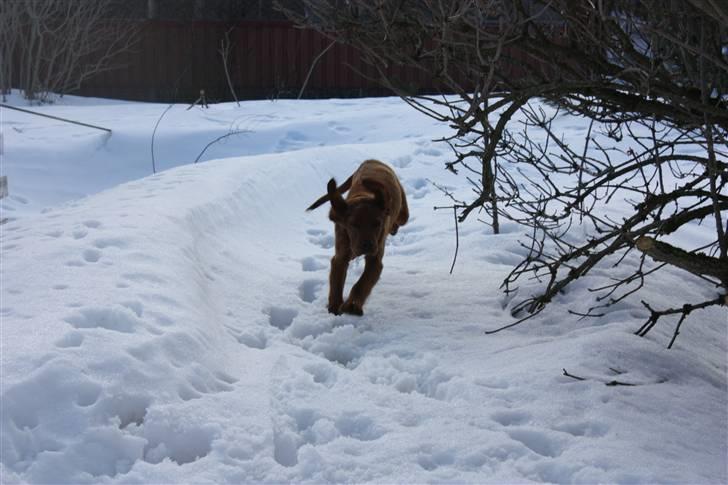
[80, 21, 434, 102]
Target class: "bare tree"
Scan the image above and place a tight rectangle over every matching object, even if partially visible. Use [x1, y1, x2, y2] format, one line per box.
[0, 1, 22, 101]
[3, 0, 139, 103]
[280, 0, 526, 234]
[219, 27, 241, 106]
[284, 0, 728, 345]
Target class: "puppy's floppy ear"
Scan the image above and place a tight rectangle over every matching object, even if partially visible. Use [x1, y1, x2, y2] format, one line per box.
[362, 179, 391, 215]
[327, 178, 348, 216]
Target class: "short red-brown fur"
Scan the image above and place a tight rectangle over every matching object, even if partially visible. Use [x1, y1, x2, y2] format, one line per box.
[306, 159, 409, 315]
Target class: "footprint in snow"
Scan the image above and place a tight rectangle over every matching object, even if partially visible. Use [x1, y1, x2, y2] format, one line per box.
[334, 412, 386, 441]
[54, 331, 85, 348]
[552, 420, 609, 438]
[276, 131, 309, 152]
[392, 155, 412, 168]
[299, 279, 324, 303]
[270, 361, 386, 469]
[406, 178, 430, 200]
[301, 256, 328, 272]
[398, 224, 425, 235]
[82, 248, 102, 263]
[121, 272, 167, 285]
[64, 305, 143, 333]
[328, 121, 352, 133]
[93, 237, 129, 250]
[96, 393, 151, 429]
[505, 428, 568, 458]
[235, 328, 269, 349]
[306, 326, 368, 368]
[417, 446, 456, 471]
[414, 146, 443, 157]
[302, 362, 338, 388]
[143, 419, 216, 465]
[265, 306, 298, 330]
[83, 220, 102, 229]
[491, 409, 531, 427]
[306, 229, 334, 249]
[178, 368, 236, 401]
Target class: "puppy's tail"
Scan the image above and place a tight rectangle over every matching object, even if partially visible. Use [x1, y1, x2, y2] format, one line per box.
[306, 175, 353, 211]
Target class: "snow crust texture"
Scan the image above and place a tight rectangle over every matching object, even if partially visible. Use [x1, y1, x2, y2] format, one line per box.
[1, 95, 726, 483]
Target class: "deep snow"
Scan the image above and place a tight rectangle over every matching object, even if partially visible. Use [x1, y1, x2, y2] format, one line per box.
[1, 94, 726, 483]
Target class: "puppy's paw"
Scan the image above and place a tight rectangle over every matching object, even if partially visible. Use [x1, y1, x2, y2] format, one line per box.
[340, 299, 364, 316]
[328, 302, 343, 315]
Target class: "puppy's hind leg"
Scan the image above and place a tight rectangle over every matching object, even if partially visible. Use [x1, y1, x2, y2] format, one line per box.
[390, 185, 409, 236]
[397, 184, 409, 227]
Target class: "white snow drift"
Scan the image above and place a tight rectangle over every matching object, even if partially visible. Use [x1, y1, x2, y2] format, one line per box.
[1, 94, 725, 483]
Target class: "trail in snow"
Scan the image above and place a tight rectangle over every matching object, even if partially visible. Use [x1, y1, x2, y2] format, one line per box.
[1, 95, 725, 483]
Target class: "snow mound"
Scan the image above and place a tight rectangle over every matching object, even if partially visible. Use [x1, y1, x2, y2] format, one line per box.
[1, 97, 725, 483]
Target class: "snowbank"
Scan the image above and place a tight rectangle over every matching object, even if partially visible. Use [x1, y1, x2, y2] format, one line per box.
[1, 95, 725, 483]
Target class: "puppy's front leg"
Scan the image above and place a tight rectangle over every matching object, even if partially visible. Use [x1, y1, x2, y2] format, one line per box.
[340, 254, 383, 316]
[328, 225, 350, 315]
[328, 254, 348, 315]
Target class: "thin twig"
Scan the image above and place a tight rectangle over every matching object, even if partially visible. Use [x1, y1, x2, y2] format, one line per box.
[562, 368, 586, 381]
[298, 39, 336, 100]
[667, 312, 689, 349]
[450, 205, 459, 274]
[434, 204, 464, 274]
[193, 130, 250, 164]
[150, 104, 174, 174]
[563, 368, 638, 386]
[149, 65, 190, 174]
[635, 295, 726, 346]
[220, 27, 240, 107]
[485, 304, 546, 335]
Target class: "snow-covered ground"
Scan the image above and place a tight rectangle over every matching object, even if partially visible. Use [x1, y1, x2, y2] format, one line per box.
[1, 93, 726, 483]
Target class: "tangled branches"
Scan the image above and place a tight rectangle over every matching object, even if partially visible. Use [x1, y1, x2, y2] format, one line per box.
[284, 0, 728, 344]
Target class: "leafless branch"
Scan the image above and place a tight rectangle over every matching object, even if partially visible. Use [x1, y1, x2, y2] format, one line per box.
[286, 0, 728, 346]
[219, 27, 240, 107]
[5, 0, 139, 103]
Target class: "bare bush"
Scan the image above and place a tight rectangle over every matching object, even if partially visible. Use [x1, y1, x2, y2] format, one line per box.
[0, 1, 22, 101]
[284, 0, 728, 344]
[1, 0, 138, 103]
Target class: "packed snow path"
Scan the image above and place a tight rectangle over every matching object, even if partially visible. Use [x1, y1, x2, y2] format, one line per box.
[1, 97, 726, 483]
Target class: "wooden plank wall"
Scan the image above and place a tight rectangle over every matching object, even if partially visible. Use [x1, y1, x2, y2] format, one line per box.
[79, 21, 434, 102]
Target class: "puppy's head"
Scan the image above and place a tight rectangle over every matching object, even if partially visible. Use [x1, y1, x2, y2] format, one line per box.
[329, 179, 390, 257]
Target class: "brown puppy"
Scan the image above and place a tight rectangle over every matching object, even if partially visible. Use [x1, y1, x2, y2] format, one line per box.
[307, 159, 409, 315]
